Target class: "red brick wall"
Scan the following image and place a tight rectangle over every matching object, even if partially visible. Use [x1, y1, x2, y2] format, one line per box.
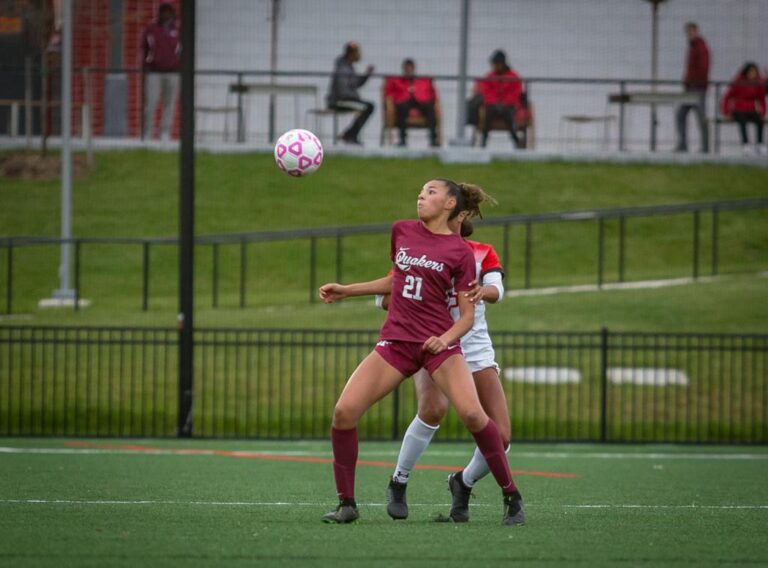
[72, 0, 109, 135]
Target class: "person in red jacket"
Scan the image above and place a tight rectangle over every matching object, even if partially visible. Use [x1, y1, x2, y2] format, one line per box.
[721, 62, 766, 154]
[675, 22, 710, 153]
[386, 59, 439, 147]
[479, 50, 524, 148]
[142, 3, 181, 141]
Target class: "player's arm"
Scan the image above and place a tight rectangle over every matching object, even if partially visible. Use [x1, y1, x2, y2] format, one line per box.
[319, 275, 392, 304]
[423, 293, 475, 354]
[464, 271, 504, 304]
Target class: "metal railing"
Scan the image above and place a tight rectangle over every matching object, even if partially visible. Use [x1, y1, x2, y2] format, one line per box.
[1, 197, 766, 314]
[0, 325, 765, 443]
[0, 65, 755, 151]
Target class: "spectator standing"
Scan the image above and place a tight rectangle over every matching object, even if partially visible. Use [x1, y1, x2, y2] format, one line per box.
[327, 42, 375, 145]
[142, 3, 181, 141]
[721, 62, 766, 155]
[479, 50, 524, 148]
[675, 22, 710, 153]
[386, 59, 439, 147]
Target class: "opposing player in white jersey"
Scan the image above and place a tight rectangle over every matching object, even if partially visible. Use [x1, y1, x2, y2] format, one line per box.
[378, 209, 512, 523]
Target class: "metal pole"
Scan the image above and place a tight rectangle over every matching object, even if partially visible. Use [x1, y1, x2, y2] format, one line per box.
[524, 221, 532, 289]
[450, 0, 471, 145]
[649, 0, 659, 152]
[692, 210, 700, 279]
[618, 214, 626, 282]
[600, 327, 609, 442]
[597, 217, 605, 287]
[53, 0, 75, 302]
[309, 236, 317, 304]
[268, 0, 280, 143]
[24, 56, 32, 148]
[5, 241, 12, 315]
[711, 206, 719, 276]
[178, 0, 196, 438]
[142, 242, 150, 311]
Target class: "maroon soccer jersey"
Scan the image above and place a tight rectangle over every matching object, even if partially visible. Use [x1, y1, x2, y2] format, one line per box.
[379, 220, 476, 343]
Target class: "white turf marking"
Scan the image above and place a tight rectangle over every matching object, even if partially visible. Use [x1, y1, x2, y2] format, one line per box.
[608, 368, 690, 386]
[503, 367, 582, 384]
[0, 498, 766, 510]
[505, 276, 719, 298]
[1, 447, 767, 461]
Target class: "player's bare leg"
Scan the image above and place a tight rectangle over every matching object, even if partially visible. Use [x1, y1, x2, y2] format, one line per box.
[323, 351, 406, 523]
[387, 370, 448, 520]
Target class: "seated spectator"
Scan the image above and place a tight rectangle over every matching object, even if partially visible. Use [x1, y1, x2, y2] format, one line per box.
[384, 59, 439, 147]
[326, 41, 375, 145]
[721, 62, 766, 155]
[478, 50, 524, 147]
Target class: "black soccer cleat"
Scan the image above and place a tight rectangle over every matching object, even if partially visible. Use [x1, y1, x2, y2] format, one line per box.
[447, 471, 473, 523]
[321, 498, 359, 524]
[502, 490, 525, 526]
[386, 478, 409, 520]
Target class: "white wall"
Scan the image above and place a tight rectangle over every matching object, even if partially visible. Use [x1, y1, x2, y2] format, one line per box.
[193, 0, 768, 151]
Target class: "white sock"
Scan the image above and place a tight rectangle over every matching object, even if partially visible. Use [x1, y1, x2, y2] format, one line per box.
[392, 416, 439, 484]
[463, 444, 510, 488]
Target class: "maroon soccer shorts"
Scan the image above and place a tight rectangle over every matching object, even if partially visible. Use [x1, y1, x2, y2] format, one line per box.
[374, 340, 464, 377]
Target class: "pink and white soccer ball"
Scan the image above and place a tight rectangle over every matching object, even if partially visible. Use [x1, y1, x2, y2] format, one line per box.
[274, 129, 324, 177]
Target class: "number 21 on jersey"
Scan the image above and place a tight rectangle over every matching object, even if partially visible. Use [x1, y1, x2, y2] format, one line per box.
[402, 275, 423, 301]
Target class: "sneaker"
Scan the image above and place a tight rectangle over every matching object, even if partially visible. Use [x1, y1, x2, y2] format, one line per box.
[321, 498, 359, 524]
[447, 471, 472, 523]
[502, 491, 525, 526]
[386, 478, 408, 520]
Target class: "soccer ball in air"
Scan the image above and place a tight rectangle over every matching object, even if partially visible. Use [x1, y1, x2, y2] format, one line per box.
[274, 129, 323, 177]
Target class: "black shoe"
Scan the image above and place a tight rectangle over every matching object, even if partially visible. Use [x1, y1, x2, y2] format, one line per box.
[447, 471, 472, 523]
[396, 140, 407, 147]
[502, 490, 525, 526]
[321, 498, 359, 524]
[386, 478, 408, 520]
[341, 133, 362, 146]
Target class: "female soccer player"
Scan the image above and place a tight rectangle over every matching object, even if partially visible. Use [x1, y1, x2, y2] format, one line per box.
[318, 179, 524, 526]
[381, 212, 513, 524]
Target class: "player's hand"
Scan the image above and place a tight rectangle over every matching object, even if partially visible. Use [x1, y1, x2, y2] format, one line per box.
[422, 336, 448, 354]
[463, 280, 485, 304]
[318, 283, 348, 303]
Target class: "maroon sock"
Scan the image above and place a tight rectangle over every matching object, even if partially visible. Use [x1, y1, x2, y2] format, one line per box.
[471, 419, 518, 493]
[331, 426, 358, 501]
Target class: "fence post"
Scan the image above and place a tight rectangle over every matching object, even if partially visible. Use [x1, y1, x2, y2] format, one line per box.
[74, 239, 81, 312]
[391, 386, 400, 441]
[600, 326, 609, 442]
[142, 241, 150, 311]
[335, 233, 343, 283]
[524, 221, 532, 289]
[502, 223, 510, 274]
[692, 210, 700, 280]
[711, 206, 719, 276]
[236, 72, 245, 143]
[597, 217, 605, 288]
[618, 80, 626, 151]
[5, 240, 12, 315]
[239, 240, 247, 308]
[309, 236, 317, 304]
[212, 243, 219, 308]
[618, 214, 625, 282]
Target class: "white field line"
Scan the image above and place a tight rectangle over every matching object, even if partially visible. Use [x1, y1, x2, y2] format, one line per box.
[1, 447, 767, 460]
[0, 498, 766, 510]
[506, 275, 718, 298]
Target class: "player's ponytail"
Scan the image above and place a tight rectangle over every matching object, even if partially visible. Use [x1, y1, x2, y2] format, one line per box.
[460, 218, 474, 237]
[458, 182, 497, 219]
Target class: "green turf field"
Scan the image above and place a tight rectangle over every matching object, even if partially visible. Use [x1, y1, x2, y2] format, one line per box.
[0, 438, 766, 566]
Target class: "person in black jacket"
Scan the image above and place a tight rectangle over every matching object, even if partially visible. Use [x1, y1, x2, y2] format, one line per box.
[327, 42, 375, 144]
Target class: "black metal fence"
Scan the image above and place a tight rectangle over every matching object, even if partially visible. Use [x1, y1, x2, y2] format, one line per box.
[2, 197, 767, 314]
[1, 325, 765, 443]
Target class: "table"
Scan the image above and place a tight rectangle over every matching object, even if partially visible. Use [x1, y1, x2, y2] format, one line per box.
[228, 83, 319, 142]
[607, 91, 704, 151]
